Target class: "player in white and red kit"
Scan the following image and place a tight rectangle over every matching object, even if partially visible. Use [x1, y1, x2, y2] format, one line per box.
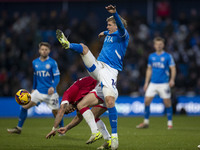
[46, 76, 111, 149]
[61, 76, 97, 106]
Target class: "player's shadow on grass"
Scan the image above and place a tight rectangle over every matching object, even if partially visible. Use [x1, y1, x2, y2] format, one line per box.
[43, 136, 99, 150]
[39, 145, 94, 150]
[56, 135, 86, 141]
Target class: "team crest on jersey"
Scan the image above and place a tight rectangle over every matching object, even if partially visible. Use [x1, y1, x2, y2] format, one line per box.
[161, 57, 165, 62]
[152, 57, 156, 60]
[35, 65, 38, 68]
[46, 64, 50, 69]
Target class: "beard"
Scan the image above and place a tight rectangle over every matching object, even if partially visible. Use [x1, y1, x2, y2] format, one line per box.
[41, 55, 48, 59]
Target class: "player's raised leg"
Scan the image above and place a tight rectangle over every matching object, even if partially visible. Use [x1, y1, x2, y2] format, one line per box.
[56, 29, 100, 80]
[56, 29, 85, 54]
[56, 29, 70, 49]
[7, 101, 37, 134]
[57, 30, 98, 67]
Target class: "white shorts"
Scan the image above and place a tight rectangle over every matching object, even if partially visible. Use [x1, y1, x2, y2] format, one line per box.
[90, 83, 118, 109]
[81, 51, 118, 99]
[145, 83, 171, 99]
[31, 90, 59, 110]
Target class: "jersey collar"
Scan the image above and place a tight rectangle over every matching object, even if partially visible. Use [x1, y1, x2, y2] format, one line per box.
[39, 56, 49, 62]
[156, 51, 165, 56]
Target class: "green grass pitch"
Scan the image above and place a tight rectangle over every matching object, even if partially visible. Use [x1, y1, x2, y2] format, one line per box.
[0, 116, 200, 150]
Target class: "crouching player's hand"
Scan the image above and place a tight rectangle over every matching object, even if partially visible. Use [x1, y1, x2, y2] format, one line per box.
[46, 128, 56, 139]
[57, 127, 68, 134]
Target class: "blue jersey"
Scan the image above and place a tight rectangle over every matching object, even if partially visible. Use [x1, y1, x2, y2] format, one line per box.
[97, 12, 129, 71]
[148, 52, 175, 83]
[32, 56, 60, 94]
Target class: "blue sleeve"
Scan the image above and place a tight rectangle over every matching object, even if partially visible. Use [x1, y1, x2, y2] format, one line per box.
[32, 62, 37, 89]
[147, 55, 152, 67]
[104, 31, 109, 35]
[52, 60, 60, 89]
[52, 61, 60, 76]
[169, 54, 175, 66]
[113, 12, 125, 37]
[52, 75, 60, 89]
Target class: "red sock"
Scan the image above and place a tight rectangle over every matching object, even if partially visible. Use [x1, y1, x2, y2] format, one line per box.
[79, 107, 89, 115]
[95, 118, 100, 123]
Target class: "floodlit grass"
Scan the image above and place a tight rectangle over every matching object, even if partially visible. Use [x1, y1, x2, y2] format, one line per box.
[0, 116, 200, 150]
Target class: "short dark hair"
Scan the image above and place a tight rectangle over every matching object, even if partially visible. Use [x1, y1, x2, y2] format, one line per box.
[39, 42, 51, 49]
[153, 37, 165, 43]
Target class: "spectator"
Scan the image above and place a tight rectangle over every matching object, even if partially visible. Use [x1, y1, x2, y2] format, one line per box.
[0, 3, 200, 98]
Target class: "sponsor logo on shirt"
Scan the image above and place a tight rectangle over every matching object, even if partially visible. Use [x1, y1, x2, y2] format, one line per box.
[152, 62, 164, 68]
[36, 71, 50, 77]
[104, 36, 113, 43]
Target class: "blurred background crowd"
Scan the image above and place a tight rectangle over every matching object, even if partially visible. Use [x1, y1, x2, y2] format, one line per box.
[0, 0, 200, 99]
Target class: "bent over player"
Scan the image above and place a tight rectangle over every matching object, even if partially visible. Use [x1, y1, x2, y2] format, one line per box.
[46, 76, 111, 149]
[136, 37, 176, 129]
[56, 5, 129, 150]
[7, 42, 64, 134]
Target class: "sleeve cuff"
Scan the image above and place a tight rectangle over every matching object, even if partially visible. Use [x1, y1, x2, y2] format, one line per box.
[52, 127, 57, 131]
[104, 31, 109, 35]
[61, 100, 69, 106]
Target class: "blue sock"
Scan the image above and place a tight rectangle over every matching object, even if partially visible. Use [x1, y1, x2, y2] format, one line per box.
[17, 107, 27, 128]
[166, 106, 173, 121]
[107, 107, 118, 134]
[70, 43, 83, 54]
[144, 105, 150, 119]
[59, 118, 64, 127]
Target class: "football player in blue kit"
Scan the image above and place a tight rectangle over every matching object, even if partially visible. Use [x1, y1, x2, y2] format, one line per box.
[136, 37, 176, 129]
[7, 42, 64, 134]
[56, 5, 129, 150]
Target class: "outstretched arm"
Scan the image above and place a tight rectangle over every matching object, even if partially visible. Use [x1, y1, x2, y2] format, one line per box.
[98, 31, 109, 38]
[54, 104, 67, 128]
[65, 112, 83, 131]
[46, 103, 75, 139]
[106, 5, 126, 37]
[57, 112, 83, 134]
